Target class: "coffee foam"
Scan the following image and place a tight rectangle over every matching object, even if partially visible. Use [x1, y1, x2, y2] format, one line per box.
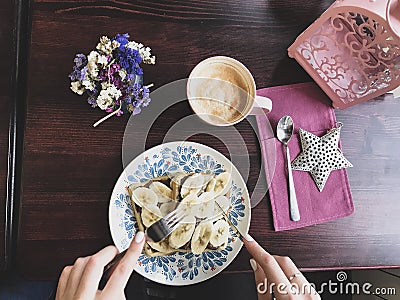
[189, 63, 251, 124]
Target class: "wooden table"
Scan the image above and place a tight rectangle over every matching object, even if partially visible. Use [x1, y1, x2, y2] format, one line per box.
[11, 0, 400, 280]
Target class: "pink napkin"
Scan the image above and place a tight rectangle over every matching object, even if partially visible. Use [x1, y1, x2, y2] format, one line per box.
[256, 82, 354, 231]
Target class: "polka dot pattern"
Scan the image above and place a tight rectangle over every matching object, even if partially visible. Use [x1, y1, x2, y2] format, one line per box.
[291, 124, 353, 192]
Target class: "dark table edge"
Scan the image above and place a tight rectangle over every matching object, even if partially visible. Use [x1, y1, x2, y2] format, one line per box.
[3, 0, 31, 274]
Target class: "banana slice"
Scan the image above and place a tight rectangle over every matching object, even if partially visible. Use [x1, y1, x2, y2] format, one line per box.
[200, 173, 214, 190]
[131, 187, 158, 207]
[210, 220, 230, 247]
[149, 182, 173, 203]
[196, 192, 215, 219]
[205, 177, 216, 192]
[180, 194, 201, 217]
[169, 216, 196, 249]
[191, 221, 213, 254]
[213, 172, 231, 196]
[159, 201, 177, 216]
[141, 205, 162, 227]
[147, 239, 174, 253]
[181, 173, 204, 198]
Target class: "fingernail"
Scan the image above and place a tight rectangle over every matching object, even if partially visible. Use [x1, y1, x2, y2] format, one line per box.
[250, 258, 257, 271]
[134, 231, 145, 243]
[244, 233, 254, 242]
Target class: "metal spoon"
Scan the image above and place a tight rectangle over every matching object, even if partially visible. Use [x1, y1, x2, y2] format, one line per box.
[277, 116, 300, 222]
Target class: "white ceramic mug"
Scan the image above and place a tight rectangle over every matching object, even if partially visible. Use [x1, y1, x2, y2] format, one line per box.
[187, 56, 272, 126]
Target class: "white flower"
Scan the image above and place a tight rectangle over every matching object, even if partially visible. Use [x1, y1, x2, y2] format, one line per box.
[70, 81, 85, 95]
[145, 54, 155, 64]
[96, 91, 113, 110]
[127, 41, 141, 50]
[127, 41, 156, 64]
[97, 55, 108, 66]
[96, 83, 122, 110]
[111, 41, 120, 50]
[87, 62, 98, 77]
[96, 36, 116, 55]
[82, 79, 95, 91]
[101, 82, 108, 90]
[109, 84, 122, 99]
[118, 69, 127, 81]
[100, 36, 110, 43]
[87, 51, 99, 63]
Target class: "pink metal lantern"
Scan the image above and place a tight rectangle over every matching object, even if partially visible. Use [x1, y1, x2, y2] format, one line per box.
[288, 0, 400, 109]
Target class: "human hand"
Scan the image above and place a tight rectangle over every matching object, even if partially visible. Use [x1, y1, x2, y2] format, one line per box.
[56, 231, 145, 300]
[243, 235, 320, 300]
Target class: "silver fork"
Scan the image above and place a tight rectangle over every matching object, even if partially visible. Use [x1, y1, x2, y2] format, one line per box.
[145, 207, 187, 243]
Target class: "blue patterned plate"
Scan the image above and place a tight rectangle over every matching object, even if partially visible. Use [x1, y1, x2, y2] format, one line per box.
[109, 141, 250, 286]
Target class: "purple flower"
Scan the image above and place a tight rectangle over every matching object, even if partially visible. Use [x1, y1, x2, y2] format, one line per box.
[113, 33, 130, 50]
[133, 106, 141, 115]
[79, 66, 88, 80]
[126, 74, 136, 82]
[69, 70, 79, 81]
[69, 68, 86, 81]
[135, 67, 143, 75]
[74, 54, 87, 68]
[69, 54, 88, 81]
[87, 96, 97, 108]
[131, 83, 141, 97]
[114, 47, 142, 76]
[98, 63, 124, 88]
[133, 98, 143, 107]
[111, 63, 121, 71]
[123, 95, 132, 104]
[142, 99, 150, 107]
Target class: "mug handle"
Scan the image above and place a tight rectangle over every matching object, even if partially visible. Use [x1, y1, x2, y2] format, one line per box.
[250, 95, 272, 115]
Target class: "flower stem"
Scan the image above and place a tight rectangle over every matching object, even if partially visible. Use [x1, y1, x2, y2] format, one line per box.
[93, 102, 122, 127]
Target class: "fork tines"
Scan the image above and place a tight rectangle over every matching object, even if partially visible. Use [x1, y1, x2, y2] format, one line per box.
[145, 207, 186, 243]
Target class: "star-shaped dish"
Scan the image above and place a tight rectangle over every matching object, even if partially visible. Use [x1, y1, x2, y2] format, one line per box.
[291, 124, 352, 192]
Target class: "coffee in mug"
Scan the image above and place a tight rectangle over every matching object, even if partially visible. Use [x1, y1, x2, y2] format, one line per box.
[187, 56, 272, 126]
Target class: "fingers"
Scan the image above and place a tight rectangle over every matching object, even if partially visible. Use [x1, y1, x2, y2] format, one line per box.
[56, 256, 91, 299]
[103, 231, 145, 295]
[64, 257, 90, 296]
[274, 256, 320, 299]
[250, 259, 273, 300]
[55, 265, 72, 299]
[74, 245, 119, 299]
[274, 255, 303, 284]
[243, 236, 291, 288]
